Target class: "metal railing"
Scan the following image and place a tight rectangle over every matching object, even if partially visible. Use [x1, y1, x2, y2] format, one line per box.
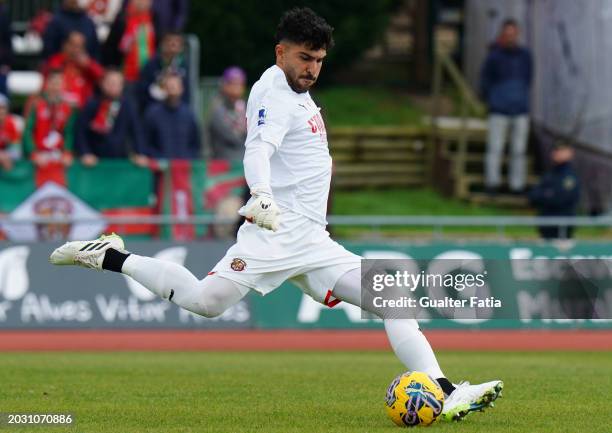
[1, 215, 610, 240]
[430, 49, 487, 198]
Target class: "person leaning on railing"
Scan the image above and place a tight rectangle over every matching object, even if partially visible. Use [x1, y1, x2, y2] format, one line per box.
[75, 68, 149, 168]
[22, 69, 77, 186]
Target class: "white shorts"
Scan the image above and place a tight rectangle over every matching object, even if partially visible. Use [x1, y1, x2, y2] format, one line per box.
[211, 210, 361, 304]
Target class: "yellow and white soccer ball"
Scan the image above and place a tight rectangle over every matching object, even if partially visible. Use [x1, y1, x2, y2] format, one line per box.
[385, 371, 445, 427]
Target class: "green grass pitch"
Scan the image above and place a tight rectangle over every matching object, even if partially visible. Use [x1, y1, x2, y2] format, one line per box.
[0, 351, 610, 432]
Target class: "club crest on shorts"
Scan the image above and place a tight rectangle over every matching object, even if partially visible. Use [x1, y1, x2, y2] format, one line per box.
[230, 258, 247, 272]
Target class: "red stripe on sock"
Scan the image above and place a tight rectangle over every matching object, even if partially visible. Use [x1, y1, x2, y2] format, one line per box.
[324, 290, 341, 308]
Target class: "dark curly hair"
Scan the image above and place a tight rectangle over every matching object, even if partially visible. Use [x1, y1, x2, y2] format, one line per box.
[275, 7, 334, 51]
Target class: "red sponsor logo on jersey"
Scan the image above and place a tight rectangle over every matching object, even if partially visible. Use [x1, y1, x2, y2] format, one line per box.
[308, 113, 326, 135]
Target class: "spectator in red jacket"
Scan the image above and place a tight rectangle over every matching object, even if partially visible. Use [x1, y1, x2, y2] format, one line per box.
[43, 31, 105, 108]
[103, 0, 156, 83]
[0, 94, 20, 171]
[23, 70, 77, 186]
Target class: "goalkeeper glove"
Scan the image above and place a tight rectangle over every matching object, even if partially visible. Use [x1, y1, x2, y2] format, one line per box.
[239, 189, 280, 231]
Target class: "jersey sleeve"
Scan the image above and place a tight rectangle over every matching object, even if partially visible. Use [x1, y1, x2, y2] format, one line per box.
[245, 91, 293, 149]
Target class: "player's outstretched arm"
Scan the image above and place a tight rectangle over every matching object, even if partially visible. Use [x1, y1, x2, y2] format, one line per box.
[239, 139, 281, 231]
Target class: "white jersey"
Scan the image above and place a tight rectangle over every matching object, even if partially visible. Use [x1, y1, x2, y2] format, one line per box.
[245, 65, 332, 225]
[212, 65, 360, 302]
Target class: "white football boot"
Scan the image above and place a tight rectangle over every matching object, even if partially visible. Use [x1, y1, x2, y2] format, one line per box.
[49, 233, 125, 271]
[441, 380, 503, 422]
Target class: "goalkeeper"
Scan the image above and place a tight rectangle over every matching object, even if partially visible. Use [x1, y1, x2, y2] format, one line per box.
[50, 7, 502, 422]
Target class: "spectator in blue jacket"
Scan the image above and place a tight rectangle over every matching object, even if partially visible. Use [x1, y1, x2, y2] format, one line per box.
[480, 19, 532, 194]
[152, 0, 189, 36]
[76, 68, 148, 166]
[143, 72, 200, 159]
[43, 0, 100, 60]
[0, 1, 12, 96]
[528, 144, 580, 239]
[137, 32, 189, 112]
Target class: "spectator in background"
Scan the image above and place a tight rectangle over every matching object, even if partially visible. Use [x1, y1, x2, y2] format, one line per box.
[76, 68, 148, 166]
[143, 72, 200, 159]
[151, 0, 188, 36]
[0, 0, 12, 97]
[137, 31, 189, 111]
[480, 19, 532, 195]
[528, 144, 580, 240]
[103, 0, 155, 84]
[206, 66, 247, 161]
[43, 31, 105, 108]
[23, 69, 76, 185]
[43, 0, 100, 60]
[87, 0, 124, 42]
[206, 67, 248, 238]
[0, 94, 20, 171]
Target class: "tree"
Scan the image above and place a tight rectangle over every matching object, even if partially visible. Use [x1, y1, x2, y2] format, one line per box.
[186, 0, 397, 83]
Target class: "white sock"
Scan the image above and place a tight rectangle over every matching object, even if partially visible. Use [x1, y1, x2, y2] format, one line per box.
[122, 254, 249, 317]
[122, 254, 194, 299]
[383, 319, 444, 378]
[332, 268, 445, 378]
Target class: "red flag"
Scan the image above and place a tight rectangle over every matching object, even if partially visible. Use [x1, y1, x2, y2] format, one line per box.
[169, 160, 195, 240]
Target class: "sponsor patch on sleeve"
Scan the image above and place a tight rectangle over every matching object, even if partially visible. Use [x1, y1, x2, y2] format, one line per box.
[257, 107, 267, 126]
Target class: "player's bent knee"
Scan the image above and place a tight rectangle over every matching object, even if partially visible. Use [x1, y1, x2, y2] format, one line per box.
[192, 291, 232, 318]
[197, 307, 225, 319]
[194, 277, 247, 318]
[198, 300, 229, 318]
